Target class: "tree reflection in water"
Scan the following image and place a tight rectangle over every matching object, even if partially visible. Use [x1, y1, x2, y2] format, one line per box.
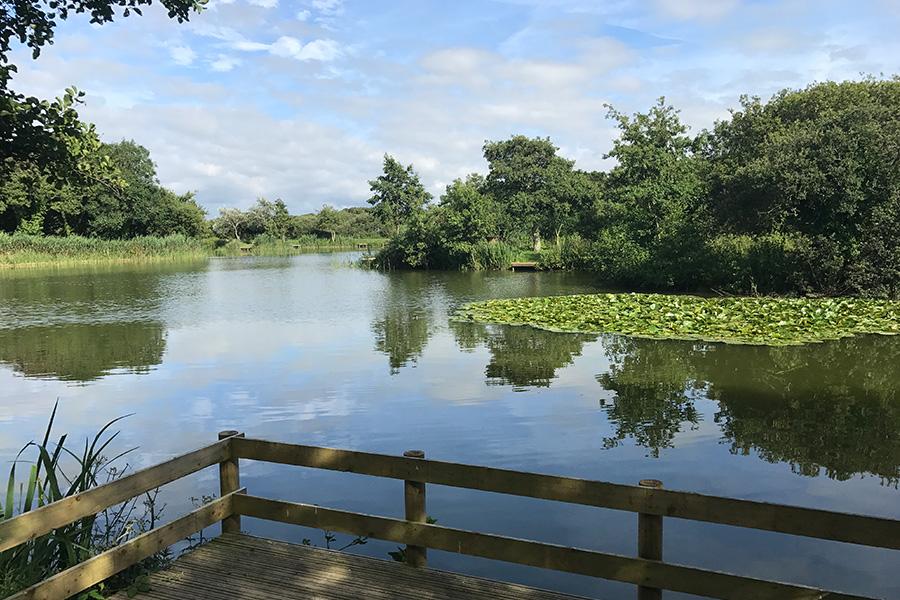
[452, 321, 596, 389]
[598, 335, 900, 484]
[597, 337, 703, 457]
[369, 271, 900, 484]
[0, 322, 166, 382]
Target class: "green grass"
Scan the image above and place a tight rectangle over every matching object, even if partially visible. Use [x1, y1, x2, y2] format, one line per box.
[212, 235, 386, 257]
[0, 233, 209, 269]
[455, 293, 900, 346]
[512, 250, 542, 263]
[0, 234, 387, 268]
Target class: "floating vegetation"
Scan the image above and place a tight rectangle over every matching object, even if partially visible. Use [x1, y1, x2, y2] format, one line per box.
[455, 293, 900, 346]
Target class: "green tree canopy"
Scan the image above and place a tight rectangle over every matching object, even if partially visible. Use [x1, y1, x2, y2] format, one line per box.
[435, 174, 498, 245]
[368, 154, 431, 235]
[483, 135, 575, 250]
[0, 139, 205, 237]
[603, 98, 705, 246]
[703, 78, 900, 295]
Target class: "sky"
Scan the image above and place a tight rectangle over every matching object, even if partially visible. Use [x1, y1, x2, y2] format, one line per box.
[10, 0, 900, 214]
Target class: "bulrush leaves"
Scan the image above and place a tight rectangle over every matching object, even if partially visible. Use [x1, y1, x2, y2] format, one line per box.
[456, 293, 900, 346]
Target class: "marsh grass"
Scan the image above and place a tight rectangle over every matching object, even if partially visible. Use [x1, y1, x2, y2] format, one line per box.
[217, 235, 385, 256]
[0, 403, 169, 598]
[0, 233, 209, 269]
[0, 233, 387, 268]
[457, 293, 900, 346]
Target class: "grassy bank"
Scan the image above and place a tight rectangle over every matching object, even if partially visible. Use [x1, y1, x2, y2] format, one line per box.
[0, 234, 387, 268]
[0, 233, 209, 268]
[456, 293, 900, 346]
[213, 235, 386, 257]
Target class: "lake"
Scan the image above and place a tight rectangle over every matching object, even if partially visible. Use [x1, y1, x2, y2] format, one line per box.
[0, 253, 897, 599]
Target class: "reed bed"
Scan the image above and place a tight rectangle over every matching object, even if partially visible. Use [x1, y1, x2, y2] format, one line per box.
[0, 233, 209, 269]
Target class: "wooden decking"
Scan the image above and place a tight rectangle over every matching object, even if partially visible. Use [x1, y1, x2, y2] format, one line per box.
[117, 533, 587, 600]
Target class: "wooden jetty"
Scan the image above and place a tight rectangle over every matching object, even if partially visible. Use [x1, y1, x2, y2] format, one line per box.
[510, 261, 538, 271]
[3, 431, 898, 600]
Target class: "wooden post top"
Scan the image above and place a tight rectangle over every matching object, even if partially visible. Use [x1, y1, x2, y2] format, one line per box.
[219, 430, 243, 440]
[639, 479, 663, 489]
[404, 450, 425, 458]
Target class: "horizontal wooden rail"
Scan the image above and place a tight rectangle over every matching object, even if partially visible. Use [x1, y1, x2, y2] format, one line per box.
[8, 490, 241, 600]
[0, 438, 231, 553]
[234, 494, 871, 600]
[233, 437, 900, 550]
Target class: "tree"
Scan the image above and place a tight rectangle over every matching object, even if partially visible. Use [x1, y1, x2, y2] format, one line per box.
[1, 0, 203, 186]
[368, 154, 431, 236]
[315, 204, 341, 239]
[703, 78, 900, 295]
[270, 199, 291, 241]
[213, 207, 246, 241]
[483, 136, 574, 251]
[603, 99, 705, 246]
[247, 197, 291, 241]
[436, 174, 498, 244]
[0, 139, 205, 237]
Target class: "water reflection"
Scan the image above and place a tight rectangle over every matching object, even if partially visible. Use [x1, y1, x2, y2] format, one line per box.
[452, 321, 596, 389]
[1, 258, 898, 488]
[703, 337, 900, 484]
[0, 322, 166, 382]
[371, 273, 435, 374]
[595, 336, 900, 483]
[597, 337, 703, 457]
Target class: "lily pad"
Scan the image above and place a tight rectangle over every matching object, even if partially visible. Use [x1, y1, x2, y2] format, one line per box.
[454, 293, 900, 346]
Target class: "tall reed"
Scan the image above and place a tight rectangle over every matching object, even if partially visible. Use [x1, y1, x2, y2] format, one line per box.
[0, 403, 167, 597]
[0, 233, 209, 268]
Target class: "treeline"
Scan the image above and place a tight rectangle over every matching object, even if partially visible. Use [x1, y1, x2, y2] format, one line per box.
[210, 201, 383, 242]
[0, 140, 207, 238]
[369, 78, 900, 297]
[0, 136, 385, 246]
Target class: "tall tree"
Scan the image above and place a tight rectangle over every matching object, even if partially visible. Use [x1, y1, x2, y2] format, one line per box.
[703, 78, 900, 295]
[368, 154, 431, 236]
[603, 98, 705, 246]
[248, 197, 291, 241]
[483, 136, 574, 251]
[213, 207, 246, 242]
[315, 204, 341, 239]
[436, 174, 498, 245]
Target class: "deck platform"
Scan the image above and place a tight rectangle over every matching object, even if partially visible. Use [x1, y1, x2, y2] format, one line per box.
[117, 533, 588, 600]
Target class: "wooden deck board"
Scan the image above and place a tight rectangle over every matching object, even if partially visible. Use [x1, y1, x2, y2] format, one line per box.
[115, 533, 591, 600]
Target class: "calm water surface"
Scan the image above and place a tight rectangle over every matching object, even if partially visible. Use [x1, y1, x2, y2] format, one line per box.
[0, 254, 898, 599]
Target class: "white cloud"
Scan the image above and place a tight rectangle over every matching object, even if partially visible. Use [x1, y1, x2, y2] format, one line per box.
[295, 39, 342, 61]
[210, 54, 241, 72]
[269, 36, 303, 57]
[296, 9, 311, 21]
[248, 0, 278, 6]
[259, 36, 342, 61]
[654, 0, 739, 21]
[311, 0, 344, 15]
[168, 44, 196, 66]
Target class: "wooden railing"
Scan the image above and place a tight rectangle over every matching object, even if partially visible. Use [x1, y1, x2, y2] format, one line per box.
[2, 432, 897, 600]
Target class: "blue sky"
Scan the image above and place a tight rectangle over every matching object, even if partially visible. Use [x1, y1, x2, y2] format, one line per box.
[11, 0, 900, 213]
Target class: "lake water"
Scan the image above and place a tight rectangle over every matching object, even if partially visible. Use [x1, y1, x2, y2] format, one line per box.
[0, 253, 897, 599]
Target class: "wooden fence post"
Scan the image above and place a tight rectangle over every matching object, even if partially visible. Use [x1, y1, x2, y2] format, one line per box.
[637, 479, 663, 600]
[403, 449, 427, 567]
[219, 430, 244, 534]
